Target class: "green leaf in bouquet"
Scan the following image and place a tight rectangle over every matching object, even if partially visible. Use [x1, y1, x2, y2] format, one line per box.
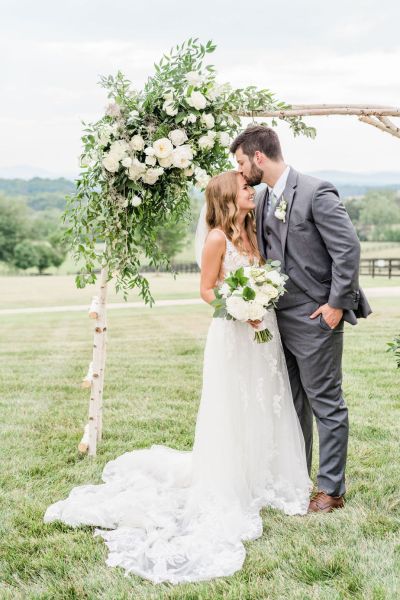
[213, 286, 223, 300]
[242, 286, 256, 301]
[211, 297, 227, 319]
[225, 266, 249, 290]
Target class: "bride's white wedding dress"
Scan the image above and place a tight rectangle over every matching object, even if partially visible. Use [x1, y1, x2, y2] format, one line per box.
[44, 235, 311, 584]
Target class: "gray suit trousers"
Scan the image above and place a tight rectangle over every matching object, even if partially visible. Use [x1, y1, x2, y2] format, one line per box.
[276, 300, 348, 497]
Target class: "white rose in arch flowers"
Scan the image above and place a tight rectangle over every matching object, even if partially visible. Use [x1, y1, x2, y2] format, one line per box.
[105, 102, 121, 118]
[121, 157, 133, 168]
[158, 155, 174, 168]
[129, 135, 145, 151]
[168, 129, 188, 146]
[187, 91, 207, 110]
[185, 71, 203, 86]
[109, 140, 129, 161]
[218, 132, 230, 147]
[153, 138, 174, 159]
[142, 167, 164, 185]
[198, 135, 215, 150]
[131, 195, 142, 207]
[200, 113, 215, 129]
[162, 99, 178, 116]
[128, 159, 146, 181]
[183, 114, 197, 125]
[194, 167, 211, 189]
[172, 145, 193, 169]
[145, 155, 157, 166]
[102, 153, 119, 173]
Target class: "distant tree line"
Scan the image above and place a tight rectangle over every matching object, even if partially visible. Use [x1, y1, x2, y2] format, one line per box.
[344, 189, 400, 242]
[0, 178, 399, 275]
[0, 195, 68, 273]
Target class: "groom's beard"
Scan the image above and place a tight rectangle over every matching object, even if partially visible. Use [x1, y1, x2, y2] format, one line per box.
[244, 161, 263, 186]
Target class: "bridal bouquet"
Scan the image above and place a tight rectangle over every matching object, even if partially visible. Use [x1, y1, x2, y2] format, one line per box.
[211, 262, 287, 343]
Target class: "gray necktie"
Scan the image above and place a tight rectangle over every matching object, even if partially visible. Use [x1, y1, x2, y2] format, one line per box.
[267, 191, 278, 217]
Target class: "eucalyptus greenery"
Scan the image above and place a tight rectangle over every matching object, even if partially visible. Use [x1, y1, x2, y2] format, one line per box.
[64, 38, 315, 303]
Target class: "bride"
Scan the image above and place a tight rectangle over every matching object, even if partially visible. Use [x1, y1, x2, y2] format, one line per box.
[44, 170, 311, 584]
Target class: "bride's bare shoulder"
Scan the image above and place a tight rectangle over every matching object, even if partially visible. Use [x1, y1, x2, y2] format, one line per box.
[205, 228, 226, 245]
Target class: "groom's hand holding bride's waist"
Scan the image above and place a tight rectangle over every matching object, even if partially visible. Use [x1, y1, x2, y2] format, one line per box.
[310, 304, 344, 329]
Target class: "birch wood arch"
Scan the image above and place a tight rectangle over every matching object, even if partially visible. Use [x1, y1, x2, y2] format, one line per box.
[79, 103, 400, 456]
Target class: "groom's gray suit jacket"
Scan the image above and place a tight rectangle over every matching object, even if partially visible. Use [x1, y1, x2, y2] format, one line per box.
[255, 167, 372, 323]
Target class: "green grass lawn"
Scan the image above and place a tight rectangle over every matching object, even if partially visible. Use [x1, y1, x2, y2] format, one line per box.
[0, 272, 399, 311]
[0, 297, 399, 599]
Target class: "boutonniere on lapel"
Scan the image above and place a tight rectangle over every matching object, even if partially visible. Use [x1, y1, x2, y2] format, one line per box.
[274, 195, 287, 223]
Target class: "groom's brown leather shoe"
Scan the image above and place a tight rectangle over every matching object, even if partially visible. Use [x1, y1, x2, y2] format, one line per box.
[308, 491, 345, 513]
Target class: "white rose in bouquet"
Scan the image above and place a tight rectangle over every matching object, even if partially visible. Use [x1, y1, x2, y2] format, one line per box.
[185, 71, 204, 86]
[220, 283, 231, 298]
[226, 296, 250, 322]
[162, 99, 178, 116]
[266, 269, 284, 286]
[128, 159, 146, 181]
[129, 135, 145, 151]
[142, 167, 164, 185]
[187, 91, 207, 110]
[172, 145, 193, 169]
[168, 129, 188, 146]
[153, 138, 174, 159]
[254, 291, 272, 305]
[200, 113, 215, 129]
[247, 301, 267, 322]
[250, 267, 268, 284]
[261, 283, 279, 300]
[102, 153, 119, 173]
[144, 147, 155, 156]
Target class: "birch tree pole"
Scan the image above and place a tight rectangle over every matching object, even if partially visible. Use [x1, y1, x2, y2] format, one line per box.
[79, 266, 108, 456]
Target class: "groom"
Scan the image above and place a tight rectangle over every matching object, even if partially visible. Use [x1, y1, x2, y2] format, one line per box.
[231, 125, 371, 513]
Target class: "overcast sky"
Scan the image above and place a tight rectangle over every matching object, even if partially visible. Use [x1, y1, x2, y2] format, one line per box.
[1, 0, 400, 177]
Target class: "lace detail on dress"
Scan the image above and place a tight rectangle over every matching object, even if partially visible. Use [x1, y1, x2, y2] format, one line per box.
[218, 229, 259, 275]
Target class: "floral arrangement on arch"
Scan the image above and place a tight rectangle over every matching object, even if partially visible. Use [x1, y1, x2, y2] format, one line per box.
[65, 39, 315, 303]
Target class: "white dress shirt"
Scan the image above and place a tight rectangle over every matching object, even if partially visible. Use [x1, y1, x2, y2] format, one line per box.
[267, 165, 291, 200]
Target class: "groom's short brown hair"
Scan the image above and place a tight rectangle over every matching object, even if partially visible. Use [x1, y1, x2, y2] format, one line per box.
[230, 125, 283, 161]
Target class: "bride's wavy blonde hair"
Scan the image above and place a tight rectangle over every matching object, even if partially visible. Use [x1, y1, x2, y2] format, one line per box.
[205, 171, 261, 261]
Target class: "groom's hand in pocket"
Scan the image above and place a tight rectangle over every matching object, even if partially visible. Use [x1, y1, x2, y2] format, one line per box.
[309, 304, 343, 329]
